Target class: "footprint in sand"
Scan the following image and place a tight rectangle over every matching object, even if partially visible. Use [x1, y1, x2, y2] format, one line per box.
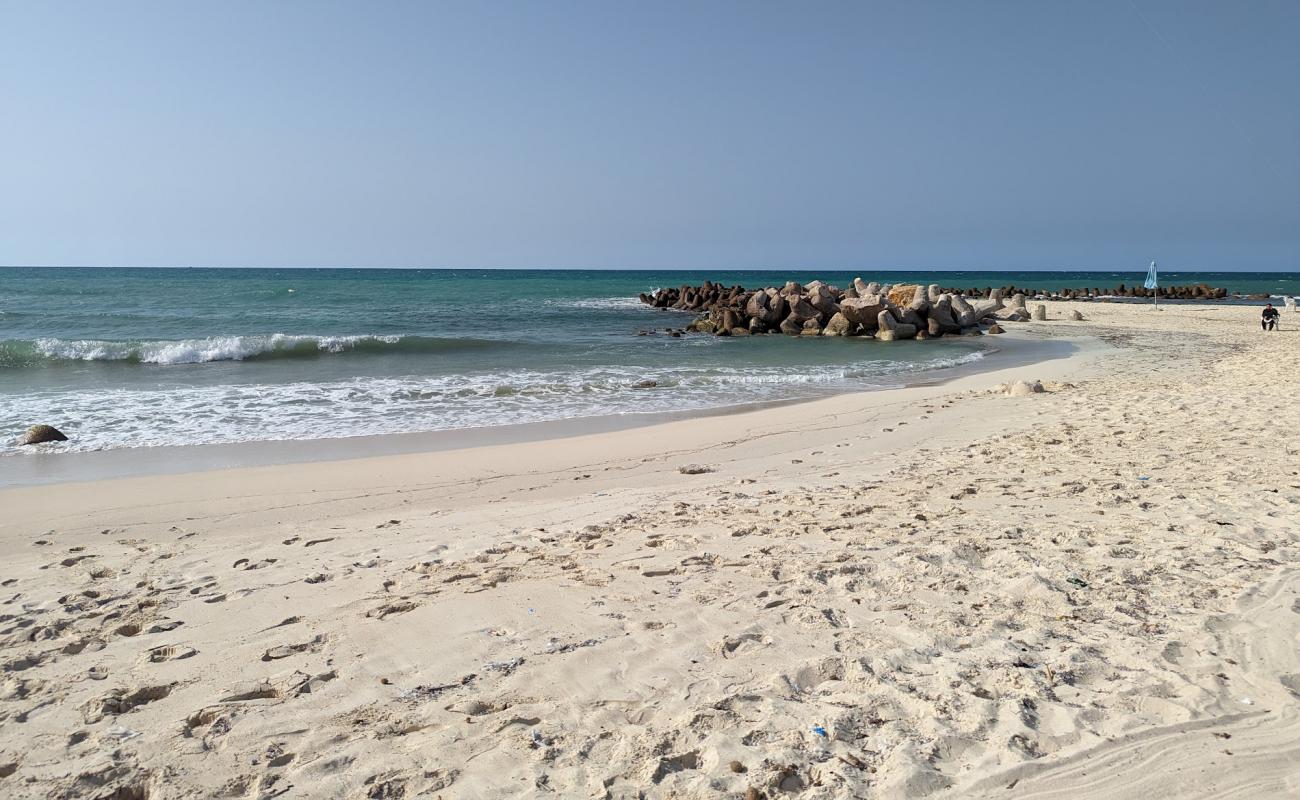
[366, 600, 418, 620]
[219, 682, 282, 702]
[233, 558, 278, 571]
[81, 683, 173, 723]
[261, 634, 327, 662]
[147, 644, 198, 663]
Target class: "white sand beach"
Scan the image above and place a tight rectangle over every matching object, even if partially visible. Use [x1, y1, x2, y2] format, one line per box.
[1, 302, 1297, 799]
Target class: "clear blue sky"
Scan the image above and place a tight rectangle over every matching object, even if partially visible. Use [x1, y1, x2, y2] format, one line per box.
[2, 1, 1296, 270]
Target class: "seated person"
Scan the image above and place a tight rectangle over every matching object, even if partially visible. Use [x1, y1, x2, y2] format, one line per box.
[1262, 303, 1280, 331]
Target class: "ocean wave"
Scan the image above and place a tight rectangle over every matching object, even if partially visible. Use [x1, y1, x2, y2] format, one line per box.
[0, 334, 500, 367]
[542, 296, 646, 310]
[1, 348, 989, 455]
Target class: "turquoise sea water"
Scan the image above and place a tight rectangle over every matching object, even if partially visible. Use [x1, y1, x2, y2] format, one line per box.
[1, 268, 1294, 455]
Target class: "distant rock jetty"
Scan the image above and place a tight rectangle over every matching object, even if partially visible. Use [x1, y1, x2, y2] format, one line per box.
[641, 280, 1003, 339]
[638, 278, 1231, 339]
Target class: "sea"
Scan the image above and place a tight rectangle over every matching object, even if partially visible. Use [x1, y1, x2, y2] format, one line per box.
[1, 268, 1295, 459]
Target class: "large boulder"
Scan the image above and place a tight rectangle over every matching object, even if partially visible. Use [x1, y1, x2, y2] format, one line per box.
[970, 297, 1005, 323]
[929, 296, 961, 333]
[785, 297, 823, 325]
[1032, 304, 1047, 321]
[20, 424, 68, 445]
[887, 283, 924, 308]
[877, 308, 899, 332]
[806, 283, 839, 316]
[780, 281, 804, 297]
[951, 295, 978, 327]
[821, 312, 854, 336]
[839, 296, 886, 329]
[1009, 293, 1027, 310]
[799, 318, 823, 336]
[745, 291, 785, 326]
[779, 316, 804, 336]
[899, 307, 927, 330]
[877, 323, 917, 341]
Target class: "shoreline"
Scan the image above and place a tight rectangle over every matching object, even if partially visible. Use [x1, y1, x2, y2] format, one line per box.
[1, 301, 1295, 799]
[0, 331, 1077, 488]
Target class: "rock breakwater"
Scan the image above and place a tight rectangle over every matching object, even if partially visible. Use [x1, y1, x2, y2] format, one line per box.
[640, 278, 1233, 339]
[640, 280, 1005, 339]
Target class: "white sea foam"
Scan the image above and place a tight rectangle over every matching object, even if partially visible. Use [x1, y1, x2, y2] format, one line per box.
[28, 334, 404, 364]
[543, 296, 646, 310]
[1, 350, 985, 455]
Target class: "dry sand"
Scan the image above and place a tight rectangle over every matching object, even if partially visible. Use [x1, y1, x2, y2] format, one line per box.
[1, 302, 1297, 799]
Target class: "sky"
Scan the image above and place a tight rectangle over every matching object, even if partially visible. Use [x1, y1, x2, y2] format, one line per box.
[1, 1, 1297, 271]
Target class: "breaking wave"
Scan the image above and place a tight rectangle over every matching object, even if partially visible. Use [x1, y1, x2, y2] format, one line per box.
[0, 334, 502, 367]
[1, 349, 987, 455]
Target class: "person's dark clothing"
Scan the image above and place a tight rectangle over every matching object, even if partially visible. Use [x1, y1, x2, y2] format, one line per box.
[1262, 306, 1279, 331]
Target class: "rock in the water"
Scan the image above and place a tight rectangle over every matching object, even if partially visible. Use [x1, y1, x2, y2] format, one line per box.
[987, 323, 1005, 334]
[799, 318, 823, 335]
[1005, 380, 1044, 396]
[877, 323, 917, 341]
[839, 296, 885, 329]
[899, 308, 927, 330]
[887, 283, 923, 308]
[632, 380, 658, 389]
[1032, 304, 1047, 321]
[20, 425, 68, 445]
[785, 297, 821, 325]
[806, 283, 839, 316]
[821, 312, 854, 336]
[745, 291, 785, 326]
[929, 296, 960, 334]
